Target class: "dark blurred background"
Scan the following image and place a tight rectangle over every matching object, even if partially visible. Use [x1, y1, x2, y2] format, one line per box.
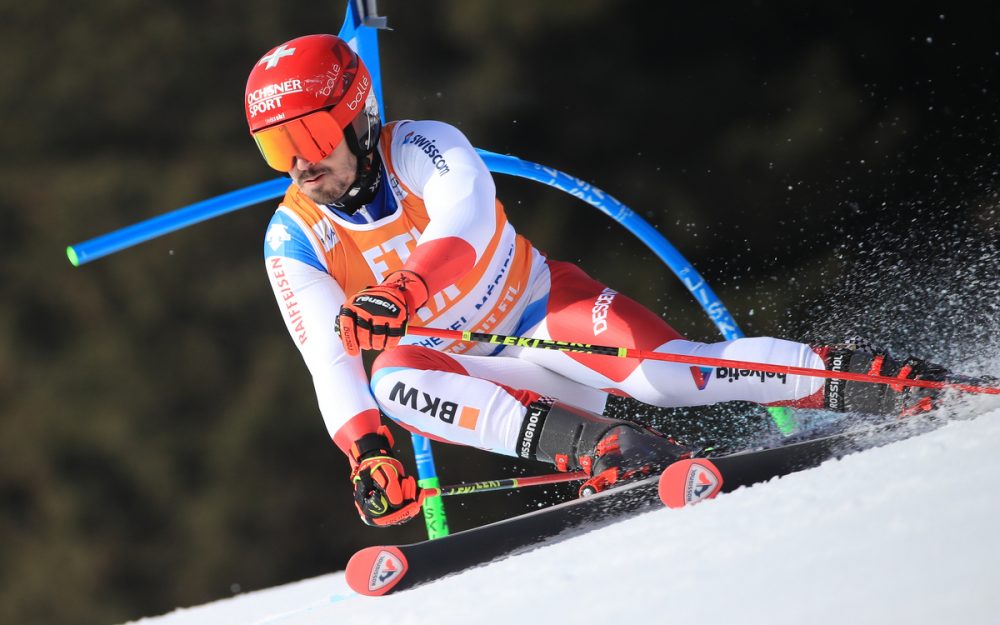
[2, 2, 999, 623]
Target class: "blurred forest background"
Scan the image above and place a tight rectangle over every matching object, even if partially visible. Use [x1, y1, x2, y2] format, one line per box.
[2, 1, 999, 623]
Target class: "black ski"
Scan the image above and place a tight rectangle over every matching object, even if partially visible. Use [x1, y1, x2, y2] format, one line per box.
[346, 416, 928, 596]
[345, 471, 665, 595]
[658, 417, 919, 506]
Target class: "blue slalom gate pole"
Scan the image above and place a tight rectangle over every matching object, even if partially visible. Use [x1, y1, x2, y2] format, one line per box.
[66, 178, 290, 267]
[68, 151, 743, 347]
[68, 152, 741, 343]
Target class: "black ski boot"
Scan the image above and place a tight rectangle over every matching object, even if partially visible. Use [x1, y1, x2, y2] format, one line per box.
[516, 399, 693, 496]
[819, 339, 962, 416]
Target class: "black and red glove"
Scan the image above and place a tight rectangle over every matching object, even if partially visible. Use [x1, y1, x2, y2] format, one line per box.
[336, 270, 429, 355]
[349, 427, 423, 527]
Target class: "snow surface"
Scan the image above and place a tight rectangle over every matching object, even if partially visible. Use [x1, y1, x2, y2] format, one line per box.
[128, 404, 1000, 625]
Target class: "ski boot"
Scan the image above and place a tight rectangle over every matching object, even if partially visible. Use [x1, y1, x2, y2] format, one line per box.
[817, 338, 976, 416]
[518, 399, 694, 496]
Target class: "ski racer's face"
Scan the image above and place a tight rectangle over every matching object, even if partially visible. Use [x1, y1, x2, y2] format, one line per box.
[289, 139, 358, 205]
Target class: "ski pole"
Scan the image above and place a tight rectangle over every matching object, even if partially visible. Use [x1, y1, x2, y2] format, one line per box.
[404, 326, 1000, 396]
[418, 471, 589, 501]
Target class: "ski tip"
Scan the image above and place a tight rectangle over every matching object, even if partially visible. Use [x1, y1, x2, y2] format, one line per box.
[346, 546, 409, 596]
[659, 459, 724, 508]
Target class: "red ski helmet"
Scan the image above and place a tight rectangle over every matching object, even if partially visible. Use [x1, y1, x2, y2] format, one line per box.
[245, 34, 380, 172]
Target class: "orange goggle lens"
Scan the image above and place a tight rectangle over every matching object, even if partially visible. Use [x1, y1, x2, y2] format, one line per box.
[252, 110, 345, 172]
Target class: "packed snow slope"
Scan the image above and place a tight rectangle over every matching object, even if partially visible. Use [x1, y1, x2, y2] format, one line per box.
[129, 400, 1000, 625]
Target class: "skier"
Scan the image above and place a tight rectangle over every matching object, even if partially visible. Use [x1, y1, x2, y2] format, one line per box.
[246, 34, 952, 527]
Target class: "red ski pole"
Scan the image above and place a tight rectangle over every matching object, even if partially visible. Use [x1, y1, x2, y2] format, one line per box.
[405, 326, 1000, 396]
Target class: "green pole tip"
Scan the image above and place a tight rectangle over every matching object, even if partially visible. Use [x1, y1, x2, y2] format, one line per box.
[417, 476, 450, 539]
[66, 246, 80, 267]
[767, 406, 798, 436]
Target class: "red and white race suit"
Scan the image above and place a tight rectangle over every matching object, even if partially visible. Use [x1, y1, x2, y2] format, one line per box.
[263, 120, 825, 458]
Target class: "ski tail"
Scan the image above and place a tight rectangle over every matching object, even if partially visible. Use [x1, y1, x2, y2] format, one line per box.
[346, 546, 409, 596]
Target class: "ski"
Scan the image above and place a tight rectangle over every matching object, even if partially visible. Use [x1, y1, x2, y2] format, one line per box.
[345, 471, 665, 596]
[658, 417, 919, 507]
[345, 416, 933, 596]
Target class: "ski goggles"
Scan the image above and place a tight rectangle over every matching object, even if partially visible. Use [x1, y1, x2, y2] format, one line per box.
[252, 109, 345, 172]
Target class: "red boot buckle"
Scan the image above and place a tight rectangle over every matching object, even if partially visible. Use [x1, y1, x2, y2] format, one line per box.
[578, 468, 619, 497]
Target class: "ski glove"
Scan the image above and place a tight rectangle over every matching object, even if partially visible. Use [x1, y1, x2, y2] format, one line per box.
[349, 427, 423, 527]
[336, 270, 429, 355]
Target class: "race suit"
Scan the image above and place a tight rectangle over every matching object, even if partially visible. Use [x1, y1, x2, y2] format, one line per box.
[263, 120, 826, 459]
